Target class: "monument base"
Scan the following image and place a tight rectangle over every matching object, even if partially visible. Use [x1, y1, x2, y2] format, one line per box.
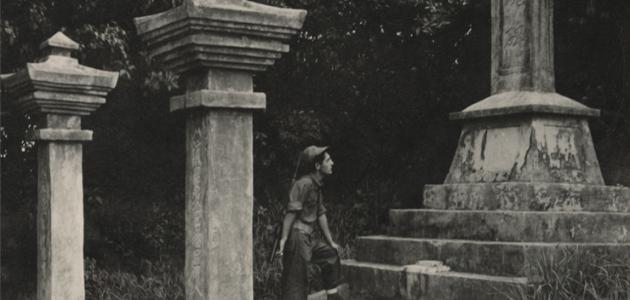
[444, 113, 604, 185]
[424, 182, 630, 212]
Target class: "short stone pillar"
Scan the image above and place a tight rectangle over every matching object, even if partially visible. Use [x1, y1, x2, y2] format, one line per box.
[2, 32, 118, 300]
[134, 1, 306, 299]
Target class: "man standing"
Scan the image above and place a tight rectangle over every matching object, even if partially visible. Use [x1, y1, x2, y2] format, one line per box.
[278, 145, 343, 300]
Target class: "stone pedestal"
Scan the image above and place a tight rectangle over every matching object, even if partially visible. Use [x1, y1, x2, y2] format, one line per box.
[341, 0, 630, 299]
[134, 1, 305, 299]
[441, 0, 604, 191]
[2, 32, 118, 300]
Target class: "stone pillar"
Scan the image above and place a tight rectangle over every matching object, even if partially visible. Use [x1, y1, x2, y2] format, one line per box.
[445, 0, 602, 186]
[2, 32, 118, 300]
[134, 1, 306, 299]
[490, 0, 555, 93]
[424, 0, 618, 208]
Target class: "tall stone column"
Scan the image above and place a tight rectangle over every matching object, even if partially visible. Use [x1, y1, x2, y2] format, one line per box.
[134, 1, 306, 299]
[444, 0, 602, 187]
[424, 0, 623, 211]
[2, 32, 119, 300]
[341, 1, 630, 298]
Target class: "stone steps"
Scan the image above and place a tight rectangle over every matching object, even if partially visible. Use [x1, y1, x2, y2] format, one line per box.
[388, 209, 630, 243]
[341, 259, 528, 300]
[346, 184, 630, 297]
[354, 236, 630, 277]
[423, 183, 630, 212]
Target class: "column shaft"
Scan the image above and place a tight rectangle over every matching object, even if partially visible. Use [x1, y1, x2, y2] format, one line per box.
[37, 142, 85, 300]
[491, 0, 554, 93]
[184, 70, 254, 300]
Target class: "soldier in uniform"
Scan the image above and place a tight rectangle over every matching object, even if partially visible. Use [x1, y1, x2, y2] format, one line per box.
[278, 145, 342, 300]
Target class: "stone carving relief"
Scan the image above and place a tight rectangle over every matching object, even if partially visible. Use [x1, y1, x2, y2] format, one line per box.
[500, 0, 529, 75]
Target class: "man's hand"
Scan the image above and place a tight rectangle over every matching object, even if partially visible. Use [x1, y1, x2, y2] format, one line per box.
[330, 241, 341, 253]
[275, 238, 286, 269]
[277, 238, 287, 257]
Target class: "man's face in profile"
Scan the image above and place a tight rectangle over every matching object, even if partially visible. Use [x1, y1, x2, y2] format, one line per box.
[317, 152, 334, 176]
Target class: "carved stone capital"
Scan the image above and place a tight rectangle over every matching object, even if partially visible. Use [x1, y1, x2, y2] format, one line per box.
[134, 1, 306, 74]
[2, 32, 118, 117]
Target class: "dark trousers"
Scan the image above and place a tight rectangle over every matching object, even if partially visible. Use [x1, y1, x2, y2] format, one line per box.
[281, 228, 341, 300]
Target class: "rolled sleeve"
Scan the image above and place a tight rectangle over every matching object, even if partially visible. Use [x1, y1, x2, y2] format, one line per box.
[287, 182, 303, 212]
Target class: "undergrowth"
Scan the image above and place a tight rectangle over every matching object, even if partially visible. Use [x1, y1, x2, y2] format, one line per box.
[85, 258, 184, 300]
[4, 194, 378, 299]
[499, 247, 630, 300]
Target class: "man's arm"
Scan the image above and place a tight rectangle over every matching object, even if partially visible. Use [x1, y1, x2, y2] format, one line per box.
[318, 214, 340, 252]
[278, 212, 297, 255]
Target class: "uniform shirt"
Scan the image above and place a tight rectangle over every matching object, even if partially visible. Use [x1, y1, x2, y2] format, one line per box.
[287, 174, 327, 223]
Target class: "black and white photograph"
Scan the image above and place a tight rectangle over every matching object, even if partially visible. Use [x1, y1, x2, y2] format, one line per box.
[2, 0, 630, 299]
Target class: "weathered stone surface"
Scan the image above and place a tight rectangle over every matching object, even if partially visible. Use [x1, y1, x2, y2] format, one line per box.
[344, 261, 403, 299]
[30, 128, 93, 142]
[184, 109, 254, 300]
[37, 142, 85, 300]
[135, 1, 305, 298]
[389, 209, 630, 243]
[355, 236, 630, 277]
[342, 260, 527, 300]
[491, 0, 554, 94]
[40, 32, 79, 53]
[170, 90, 265, 112]
[451, 0, 602, 120]
[450, 92, 599, 120]
[2, 32, 118, 116]
[2, 33, 118, 300]
[444, 116, 604, 184]
[134, 1, 306, 73]
[135, 2, 306, 299]
[424, 182, 630, 212]
[344, 0, 630, 298]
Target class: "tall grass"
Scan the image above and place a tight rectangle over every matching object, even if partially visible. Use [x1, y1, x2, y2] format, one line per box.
[85, 258, 184, 300]
[4, 193, 376, 299]
[500, 248, 630, 300]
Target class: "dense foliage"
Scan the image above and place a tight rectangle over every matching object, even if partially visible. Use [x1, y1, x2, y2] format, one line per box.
[1, 0, 629, 298]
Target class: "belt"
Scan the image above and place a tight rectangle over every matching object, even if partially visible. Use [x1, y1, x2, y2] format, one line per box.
[292, 219, 314, 234]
